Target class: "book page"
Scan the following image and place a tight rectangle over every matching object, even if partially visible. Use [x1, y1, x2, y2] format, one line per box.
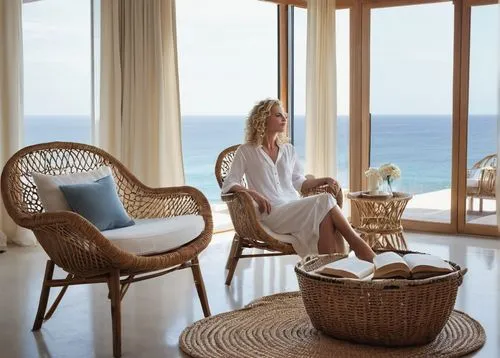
[373, 252, 410, 279]
[403, 254, 453, 274]
[316, 257, 374, 279]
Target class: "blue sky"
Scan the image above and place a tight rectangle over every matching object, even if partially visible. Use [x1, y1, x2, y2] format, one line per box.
[22, 0, 498, 116]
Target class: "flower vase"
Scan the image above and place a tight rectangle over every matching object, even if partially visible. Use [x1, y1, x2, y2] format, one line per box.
[385, 179, 393, 196]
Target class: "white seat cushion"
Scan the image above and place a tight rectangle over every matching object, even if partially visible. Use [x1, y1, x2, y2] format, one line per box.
[260, 222, 295, 245]
[102, 215, 205, 255]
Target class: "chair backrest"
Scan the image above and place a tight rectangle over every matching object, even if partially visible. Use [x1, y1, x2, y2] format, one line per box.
[471, 154, 497, 170]
[1, 141, 140, 226]
[214, 144, 241, 189]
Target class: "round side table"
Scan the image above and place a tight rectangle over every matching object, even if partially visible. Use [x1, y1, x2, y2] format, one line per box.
[347, 191, 413, 250]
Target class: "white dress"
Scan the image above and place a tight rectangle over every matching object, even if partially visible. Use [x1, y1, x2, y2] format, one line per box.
[221, 143, 337, 257]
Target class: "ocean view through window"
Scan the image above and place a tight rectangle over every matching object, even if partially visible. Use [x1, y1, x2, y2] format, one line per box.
[23, 0, 93, 146]
[370, 3, 454, 224]
[176, 0, 278, 205]
[21, 0, 498, 219]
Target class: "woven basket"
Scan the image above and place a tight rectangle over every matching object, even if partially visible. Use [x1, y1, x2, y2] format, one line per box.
[295, 252, 467, 347]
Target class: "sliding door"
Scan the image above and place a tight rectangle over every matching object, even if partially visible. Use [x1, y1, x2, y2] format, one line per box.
[367, 2, 455, 230]
[459, 0, 498, 236]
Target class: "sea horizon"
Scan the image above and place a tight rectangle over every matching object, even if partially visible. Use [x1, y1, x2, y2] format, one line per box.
[24, 114, 497, 203]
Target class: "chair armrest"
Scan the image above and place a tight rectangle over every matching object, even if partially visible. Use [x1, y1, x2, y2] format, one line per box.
[125, 185, 212, 223]
[301, 181, 344, 209]
[221, 192, 237, 203]
[221, 191, 257, 219]
[222, 191, 294, 252]
[22, 211, 129, 277]
[478, 167, 496, 196]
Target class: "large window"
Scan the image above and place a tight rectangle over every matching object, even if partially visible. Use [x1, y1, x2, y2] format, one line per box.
[23, 0, 94, 146]
[465, 4, 498, 227]
[369, 3, 454, 223]
[176, 0, 278, 204]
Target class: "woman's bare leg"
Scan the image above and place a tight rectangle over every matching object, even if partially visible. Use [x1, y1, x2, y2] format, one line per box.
[318, 215, 337, 254]
[318, 213, 346, 254]
[328, 206, 375, 262]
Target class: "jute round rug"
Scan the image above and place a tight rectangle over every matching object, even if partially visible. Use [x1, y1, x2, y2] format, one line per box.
[180, 292, 485, 358]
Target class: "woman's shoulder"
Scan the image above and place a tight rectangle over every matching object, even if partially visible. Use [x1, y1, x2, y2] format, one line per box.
[238, 143, 258, 152]
[234, 143, 259, 157]
[281, 142, 296, 153]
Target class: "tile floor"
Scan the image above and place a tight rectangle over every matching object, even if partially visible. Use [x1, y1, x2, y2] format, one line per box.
[0, 231, 498, 357]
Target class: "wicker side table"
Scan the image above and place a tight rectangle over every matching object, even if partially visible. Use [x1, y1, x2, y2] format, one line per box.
[348, 191, 413, 250]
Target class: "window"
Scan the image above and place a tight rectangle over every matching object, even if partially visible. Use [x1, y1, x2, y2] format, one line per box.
[369, 3, 454, 223]
[23, 0, 94, 145]
[176, 0, 278, 203]
[465, 4, 498, 226]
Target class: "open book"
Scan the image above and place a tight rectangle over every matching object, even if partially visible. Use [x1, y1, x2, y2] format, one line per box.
[316, 252, 453, 280]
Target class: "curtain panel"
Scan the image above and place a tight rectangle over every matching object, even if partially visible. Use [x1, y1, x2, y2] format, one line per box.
[100, 0, 184, 188]
[0, 0, 37, 247]
[305, 0, 337, 179]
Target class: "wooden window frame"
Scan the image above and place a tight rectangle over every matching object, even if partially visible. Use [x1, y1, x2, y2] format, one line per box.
[275, 0, 498, 237]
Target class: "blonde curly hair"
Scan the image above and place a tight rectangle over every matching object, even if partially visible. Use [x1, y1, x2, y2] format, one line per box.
[245, 98, 289, 146]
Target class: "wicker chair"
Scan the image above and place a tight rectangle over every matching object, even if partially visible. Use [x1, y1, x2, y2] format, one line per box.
[215, 144, 345, 286]
[466, 154, 496, 212]
[1, 142, 213, 358]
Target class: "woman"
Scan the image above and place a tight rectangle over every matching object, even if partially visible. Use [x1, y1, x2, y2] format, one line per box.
[222, 99, 375, 262]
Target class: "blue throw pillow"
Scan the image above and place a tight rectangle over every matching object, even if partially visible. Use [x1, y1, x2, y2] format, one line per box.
[59, 175, 135, 231]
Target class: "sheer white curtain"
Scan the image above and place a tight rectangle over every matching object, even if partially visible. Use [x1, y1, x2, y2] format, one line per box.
[0, 0, 37, 247]
[100, 0, 184, 187]
[305, 0, 337, 178]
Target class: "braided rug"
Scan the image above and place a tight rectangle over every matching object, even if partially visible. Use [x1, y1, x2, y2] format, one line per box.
[180, 292, 485, 358]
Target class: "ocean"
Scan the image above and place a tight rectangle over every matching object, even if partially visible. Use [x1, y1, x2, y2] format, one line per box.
[24, 114, 496, 203]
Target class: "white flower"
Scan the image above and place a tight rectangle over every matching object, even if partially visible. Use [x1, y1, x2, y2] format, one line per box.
[378, 163, 401, 181]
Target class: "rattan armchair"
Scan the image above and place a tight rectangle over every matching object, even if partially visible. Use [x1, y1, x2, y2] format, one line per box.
[1, 142, 213, 358]
[467, 154, 496, 212]
[215, 144, 344, 286]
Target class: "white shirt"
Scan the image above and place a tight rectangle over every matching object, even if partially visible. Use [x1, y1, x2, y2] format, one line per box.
[221, 143, 307, 206]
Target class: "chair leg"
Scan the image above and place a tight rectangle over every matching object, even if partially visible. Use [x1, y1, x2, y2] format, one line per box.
[108, 270, 122, 358]
[225, 233, 240, 269]
[32, 260, 55, 331]
[225, 237, 243, 286]
[44, 274, 72, 321]
[190, 256, 211, 317]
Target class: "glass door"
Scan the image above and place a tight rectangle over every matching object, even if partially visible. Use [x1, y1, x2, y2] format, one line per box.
[368, 2, 455, 230]
[460, 0, 498, 235]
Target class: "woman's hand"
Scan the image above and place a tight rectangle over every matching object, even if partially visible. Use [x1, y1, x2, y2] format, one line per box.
[248, 190, 272, 214]
[301, 177, 337, 193]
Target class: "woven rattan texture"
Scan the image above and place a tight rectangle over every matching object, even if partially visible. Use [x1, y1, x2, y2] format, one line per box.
[215, 144, 344, 253]
[348, 192, 412, 250]
[179, 292, 485, 358]
[467, 154, 497, 199]
[295, 254, 467, 346]
[1, 142, 213, 277]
